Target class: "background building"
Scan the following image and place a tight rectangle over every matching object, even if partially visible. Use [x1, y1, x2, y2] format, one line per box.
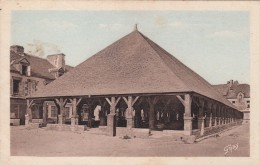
[10, 45, 73, 125]
[213, 80, 250, 123]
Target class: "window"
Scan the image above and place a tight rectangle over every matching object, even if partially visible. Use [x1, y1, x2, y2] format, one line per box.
[247, 100, 250, 103]
[22, 65, 27, 75]
[13, 79, 20, 95]
[247, 104, 250, 108]
[50, 106, 58, 118]
[58, 71, 63, 77]
[32, 104, 41, 119]
[232, 101, 235, 104]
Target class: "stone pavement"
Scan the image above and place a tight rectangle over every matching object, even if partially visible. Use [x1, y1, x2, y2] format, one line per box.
[10, 124, 249, 157]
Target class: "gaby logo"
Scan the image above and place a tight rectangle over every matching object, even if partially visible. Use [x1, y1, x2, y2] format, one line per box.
[224, 143, 239, 155]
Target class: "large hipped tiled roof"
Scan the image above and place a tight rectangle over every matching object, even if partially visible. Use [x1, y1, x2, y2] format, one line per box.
[29, 30, 236, 109]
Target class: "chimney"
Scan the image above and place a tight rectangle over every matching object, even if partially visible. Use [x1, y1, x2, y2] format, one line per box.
[11, 45, 24, 55]
[227, 80, 234, 87]
[47, 53, 65, 69]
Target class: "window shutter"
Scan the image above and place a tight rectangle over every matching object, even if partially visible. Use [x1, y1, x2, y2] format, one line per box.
[20, 81, 25, 96]
[27, 66, 31, 76]
[25, 80, 28, 96]
[32, 80, 36, 93]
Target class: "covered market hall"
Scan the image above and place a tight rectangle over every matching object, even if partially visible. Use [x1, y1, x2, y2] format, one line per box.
[25, 27, 243, 139]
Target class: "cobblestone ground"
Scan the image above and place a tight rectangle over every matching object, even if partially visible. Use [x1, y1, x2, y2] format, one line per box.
[10, 124, 249, 157]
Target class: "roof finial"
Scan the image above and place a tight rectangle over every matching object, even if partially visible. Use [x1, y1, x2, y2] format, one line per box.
[134, 24, 138, 31]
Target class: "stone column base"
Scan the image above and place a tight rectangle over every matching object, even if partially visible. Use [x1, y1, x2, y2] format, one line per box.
[71, 117, 75, 126]
[25, 114, 30, 126]
[126, 117, 134, 129]
[198, 117, 205, 136]
[184, 116, 192, 136]
[214, 117, 217, 126]
[58, 115, 65, 125]
[70, 115, 79, 126]
[75, 116, 79, 125]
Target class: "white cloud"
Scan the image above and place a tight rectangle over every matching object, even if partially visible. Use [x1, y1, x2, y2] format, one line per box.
[98, 23, 123, 30]
[207, 30, 243, 39]
[25, 40, 61, 57]
[37, 18, 79, 32]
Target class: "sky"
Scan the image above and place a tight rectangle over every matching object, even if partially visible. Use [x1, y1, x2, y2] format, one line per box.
[11, 11, 249, 85]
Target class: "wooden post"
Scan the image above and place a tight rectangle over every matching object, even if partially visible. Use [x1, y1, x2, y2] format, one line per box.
[176, 94, 192, 135]
[215, 105, 218, 126]
[123, 96, 139, 129]
[105, 96, 121, 136]
[196, 97, 205, 136]
[69, 98, 82, 126]
[208, 102, 212, 128]
[105, 97, 121, 114]
[147, 96, 159, 130]
[232, 109, 235, 123]
[97, 98, 108, 126]
[85, 99, 95, 128]
[55, 98, 68, 125]
[219, 106, 222, 125]
[42, 101, 47, 125]
[213, 104, 217, 126]
[25, 99, 34, 126]
[227, 108, 230, 124]
[223, 107, 226, 124]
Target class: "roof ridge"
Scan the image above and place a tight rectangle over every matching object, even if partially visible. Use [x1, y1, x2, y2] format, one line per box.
[136, 31, 193, 92]
[24, 53, 48, 60]
[70, 31, 134, 70]
[24, 53, 58, 68]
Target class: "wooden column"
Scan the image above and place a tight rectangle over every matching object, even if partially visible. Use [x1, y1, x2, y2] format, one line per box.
[86, 99, 95, 128]
[123, 96, 139, 129]
[223, 107, 227, 124]
[69, 98, 82, 126]
[177, 94, 192, 135]
[212, 104, 217, 126]
[105, 96, 121, 136]
[198, 98, 205, 136]
[25, 99, 34, 126]
[42, 101, 47, 125]
[232, 109, 234, 123]
[208, 102, 212, 128]
[147, 96, 159, 130]
[219, 106, 222, 125]
[227, 108, 230, 124]
[98, 98, 108, 126]
[55, 98, 68, 125]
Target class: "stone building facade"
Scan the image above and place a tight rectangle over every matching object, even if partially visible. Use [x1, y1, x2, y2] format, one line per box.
[10, 45, 73, 125]
[213, 80, 250, 123]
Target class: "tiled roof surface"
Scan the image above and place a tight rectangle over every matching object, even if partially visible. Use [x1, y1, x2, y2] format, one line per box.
[10, 50, 73, 80]
[213, 83, 250, 99]
[29, 30, 237, 109]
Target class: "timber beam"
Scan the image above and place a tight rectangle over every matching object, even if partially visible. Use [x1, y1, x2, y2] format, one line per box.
[105, 96, 121, 114]
[25, 99, 34, 124]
